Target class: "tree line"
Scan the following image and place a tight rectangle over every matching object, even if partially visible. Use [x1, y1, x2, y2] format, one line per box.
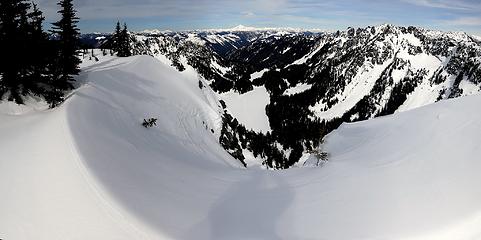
[0, 0, 132, 107]
[0, 0, 80, 107]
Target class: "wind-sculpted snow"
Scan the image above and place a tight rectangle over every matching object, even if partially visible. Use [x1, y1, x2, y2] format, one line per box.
[1, 55, 481, 239]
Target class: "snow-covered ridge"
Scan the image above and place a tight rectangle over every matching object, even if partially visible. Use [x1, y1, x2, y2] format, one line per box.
[139, 29, 173, 35]
[343, 23, 479, 41]
[198, 24, 326, 33]
[2, 55, 481, 239]
[137, 25, 326, 34]
[284, 24, 481, 120]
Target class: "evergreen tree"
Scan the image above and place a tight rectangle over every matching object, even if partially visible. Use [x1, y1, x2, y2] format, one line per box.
[0, 0, 81, 107]
[111, 21, 131, 57]
[0, 0, 32, 103]
[120, 23, 131, 57]
[24, 3, 52, 96]
[112, 21, 121, 53]
[50, 0, 81, 93]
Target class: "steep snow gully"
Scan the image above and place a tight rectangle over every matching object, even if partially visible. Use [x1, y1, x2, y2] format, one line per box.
[1, 55, 481, 240]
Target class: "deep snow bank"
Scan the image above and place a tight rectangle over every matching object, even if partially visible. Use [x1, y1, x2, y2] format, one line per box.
[1, 55, 481, 240]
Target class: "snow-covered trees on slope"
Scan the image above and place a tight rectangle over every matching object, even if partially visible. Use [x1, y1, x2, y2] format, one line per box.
[0, 0, 81, 107]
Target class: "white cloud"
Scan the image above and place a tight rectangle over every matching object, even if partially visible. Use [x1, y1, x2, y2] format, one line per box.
[241, 11, 256, 17]
[401, 0, 480, 10]
[37, 0, 237, 20]
[37, 0, 291, 21]
[444, 17, 481, 26]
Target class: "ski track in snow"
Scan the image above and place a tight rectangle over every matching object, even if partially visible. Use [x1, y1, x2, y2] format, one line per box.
[1, 55, 481, 239]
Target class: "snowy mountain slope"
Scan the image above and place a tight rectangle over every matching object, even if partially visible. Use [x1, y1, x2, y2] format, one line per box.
[2, 55, 481, 239]
[301, 25, 481, 120]
[0, 55, 240, 240]
[235, 24, 481, 120]
[215, 24, 481, 119]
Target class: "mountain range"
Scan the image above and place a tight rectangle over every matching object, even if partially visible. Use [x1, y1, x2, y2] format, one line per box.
[82, 24, 481, 168]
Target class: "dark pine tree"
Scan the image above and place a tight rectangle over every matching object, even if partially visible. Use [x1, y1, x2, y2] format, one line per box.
[24, 3, 53, 97]
[0, 0, 32, 103]
[50, 0, 81, 96]
[112, 21, 121, 53]
[117, 23, 131, 57]
[122, 23, 131, 57]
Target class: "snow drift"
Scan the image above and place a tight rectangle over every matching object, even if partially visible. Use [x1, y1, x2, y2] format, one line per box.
[1, 55, 481, 240]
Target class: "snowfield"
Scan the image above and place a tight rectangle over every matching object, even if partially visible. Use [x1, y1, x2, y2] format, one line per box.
[1, 55, 481, 240]
[220, 86, 271, 133]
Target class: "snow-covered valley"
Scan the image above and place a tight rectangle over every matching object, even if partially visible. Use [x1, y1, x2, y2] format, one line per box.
[1, 55, 481, 239]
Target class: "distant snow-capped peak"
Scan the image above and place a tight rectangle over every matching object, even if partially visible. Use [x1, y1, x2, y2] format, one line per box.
[194, 25, 325, 33]
[139, 29, 173, 35]
[229, 25, 259, 31]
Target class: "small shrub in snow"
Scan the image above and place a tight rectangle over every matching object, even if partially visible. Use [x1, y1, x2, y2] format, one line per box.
[304, 149, 329, 167]
[313, 149, 329, 162]
[142, 118, 157, 128]
[304, 134, 329, 167]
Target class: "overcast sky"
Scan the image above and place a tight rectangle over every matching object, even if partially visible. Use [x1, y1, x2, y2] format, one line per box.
[37, 0, 481, 35]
